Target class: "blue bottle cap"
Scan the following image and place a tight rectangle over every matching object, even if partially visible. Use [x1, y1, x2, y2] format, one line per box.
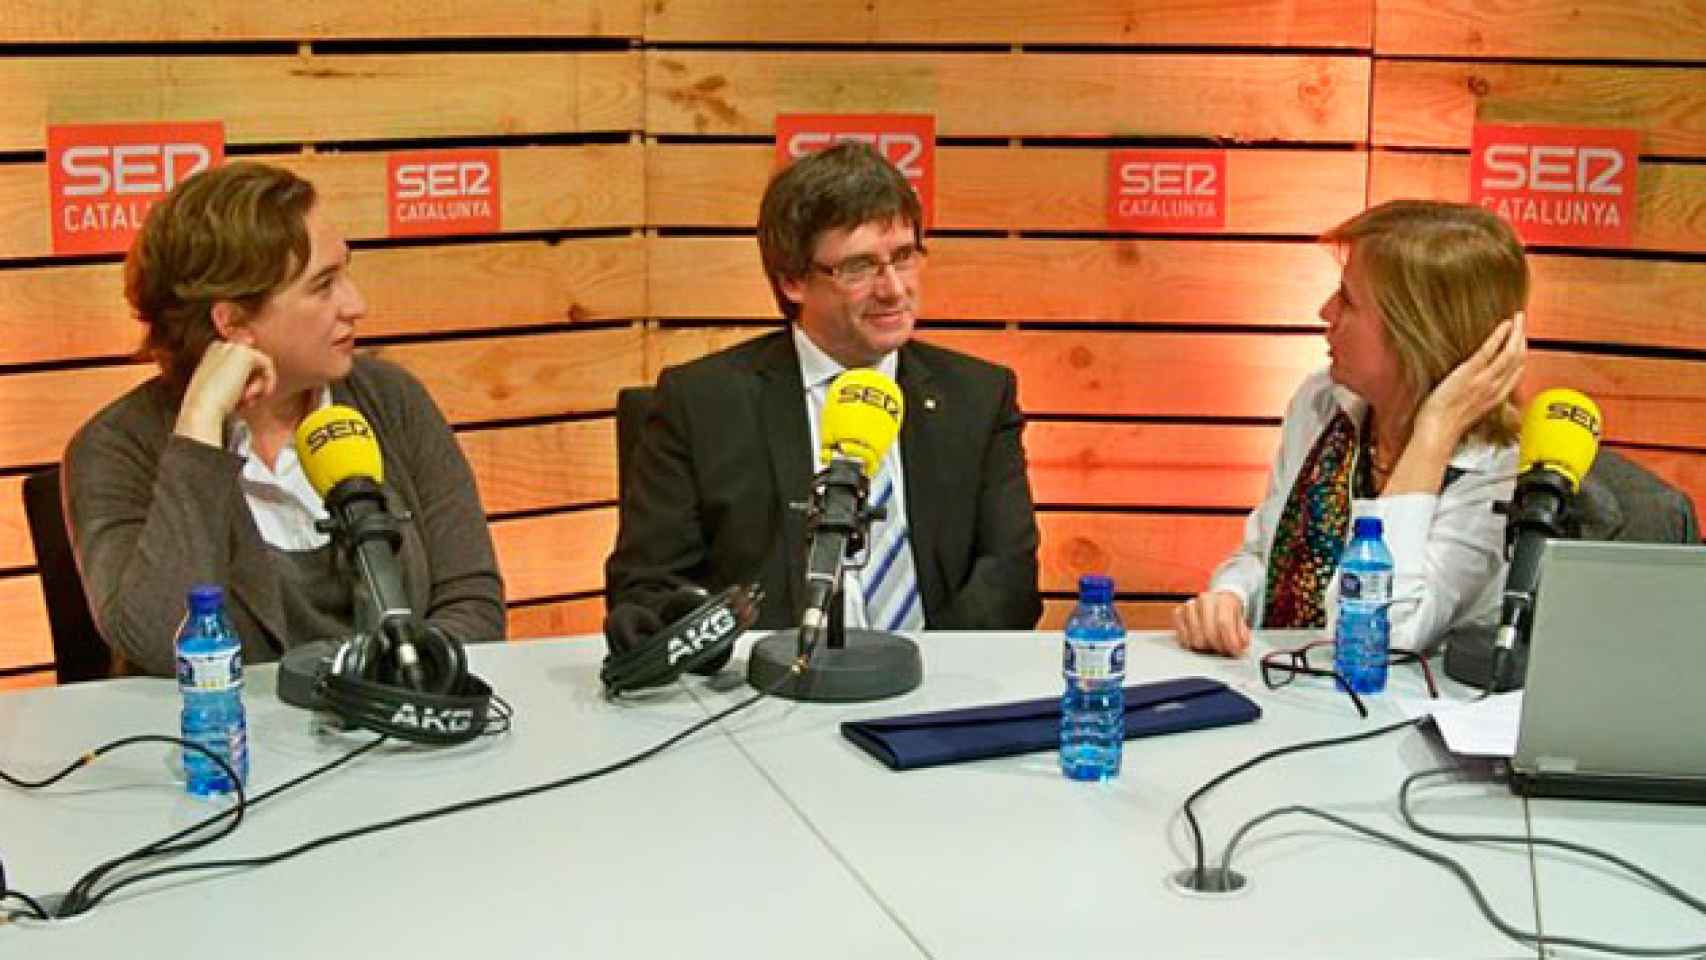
[1077, 574, 1115, 603]
[1352, 516, 1384, 539]
[187, 583, 225, 613]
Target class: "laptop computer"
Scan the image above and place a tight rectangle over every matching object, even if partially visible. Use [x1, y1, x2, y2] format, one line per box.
[1509, 539, 1706, 804]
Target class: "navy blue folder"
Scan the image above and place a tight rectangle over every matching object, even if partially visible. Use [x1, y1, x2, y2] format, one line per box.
[840, 676, 1261, 771]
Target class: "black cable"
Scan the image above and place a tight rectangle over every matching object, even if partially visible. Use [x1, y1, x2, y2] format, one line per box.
[1180, 715, 1421, 887]
[1, 890, 48, 922]
[68, 643, 820, 917]
[1, 735, 246, 920]
[1216, 776, 1706, 957]
[58, 734, 386, 918]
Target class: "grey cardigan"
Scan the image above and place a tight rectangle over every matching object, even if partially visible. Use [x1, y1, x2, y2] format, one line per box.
[64, 355, 505, 676]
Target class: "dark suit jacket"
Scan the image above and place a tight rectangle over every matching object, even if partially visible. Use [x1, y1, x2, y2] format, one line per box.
[606, 331, 1042, 630]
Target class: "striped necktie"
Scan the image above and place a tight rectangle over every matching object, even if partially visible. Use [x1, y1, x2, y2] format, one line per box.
[860, 455, 925, 633]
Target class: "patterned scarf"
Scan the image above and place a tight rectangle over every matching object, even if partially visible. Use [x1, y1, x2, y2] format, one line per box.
[1261, 411, 1361, 629]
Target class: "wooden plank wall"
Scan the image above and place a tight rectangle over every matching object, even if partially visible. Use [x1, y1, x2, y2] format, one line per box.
[1, 1, 1702, 687]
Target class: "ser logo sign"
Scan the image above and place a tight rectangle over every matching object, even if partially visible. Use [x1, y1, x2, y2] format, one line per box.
[775, 114, 936, 226]
[1470, 124, 1638, 248]
[47, 121, 225, 255]
[1107, 150, 1227, 232]
[387, 148, 501, 238]
[300, 417, 373, 456]
[835, 382, 902, 422]
[1546, 401, 1602, 439]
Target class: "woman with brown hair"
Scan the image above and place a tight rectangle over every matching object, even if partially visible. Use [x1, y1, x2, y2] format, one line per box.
[1175, 199, 1527, 658]
[64, 162, 504, 676]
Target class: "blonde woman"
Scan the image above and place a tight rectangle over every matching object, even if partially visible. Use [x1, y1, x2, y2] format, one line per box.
[1175, 200, 1526, 657]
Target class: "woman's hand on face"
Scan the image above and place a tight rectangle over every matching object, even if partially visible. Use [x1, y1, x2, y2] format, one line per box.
[1172, 590, 1252, 658]
[1414, 313, 1526, 447]
[174, 341, 278, 445]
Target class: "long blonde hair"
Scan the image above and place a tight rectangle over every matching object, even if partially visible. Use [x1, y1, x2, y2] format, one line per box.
[1323, 200, 1527, 446]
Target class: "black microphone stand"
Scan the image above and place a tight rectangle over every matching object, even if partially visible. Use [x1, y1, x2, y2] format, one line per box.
[1443, 467, 1576, 694]
[747, 462, 924, 702]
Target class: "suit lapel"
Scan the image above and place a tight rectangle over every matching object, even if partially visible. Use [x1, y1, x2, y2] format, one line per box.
[755, 334, 812, 618]
[897, 344, 946, 621]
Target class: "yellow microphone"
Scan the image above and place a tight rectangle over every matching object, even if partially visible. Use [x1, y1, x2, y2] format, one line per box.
[291, 405, 429, 691]
[1518, 388, 1602, 492]
[294, 404, 384, 496]
[820, 369, 904, 477]
[1490, 388, 1604, 692]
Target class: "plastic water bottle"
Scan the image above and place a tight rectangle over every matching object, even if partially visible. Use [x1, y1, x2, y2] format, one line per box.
[1334, 516, 1394, 695]
[176, 584, 249, 797]
[1060, 574, 1126, 781]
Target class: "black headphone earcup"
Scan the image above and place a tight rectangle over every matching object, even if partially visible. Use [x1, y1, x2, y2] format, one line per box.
[412, 626, 467, 695]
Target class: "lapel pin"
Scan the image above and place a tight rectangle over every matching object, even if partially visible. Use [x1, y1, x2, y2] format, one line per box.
[924, 397, 938, 411]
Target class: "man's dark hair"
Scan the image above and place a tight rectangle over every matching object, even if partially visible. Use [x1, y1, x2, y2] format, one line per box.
[126, 161, 317, 395]
[756, 142, 924, 320]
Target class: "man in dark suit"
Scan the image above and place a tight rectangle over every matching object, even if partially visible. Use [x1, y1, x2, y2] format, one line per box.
[605, 142, 1041, 646]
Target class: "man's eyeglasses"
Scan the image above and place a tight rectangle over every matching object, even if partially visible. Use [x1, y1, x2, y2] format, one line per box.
[1258, 639, 1438, 718]
[810, 244, 926, 288]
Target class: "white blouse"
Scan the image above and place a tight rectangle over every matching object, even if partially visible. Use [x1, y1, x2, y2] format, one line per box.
[1208, 368, 1518, 654]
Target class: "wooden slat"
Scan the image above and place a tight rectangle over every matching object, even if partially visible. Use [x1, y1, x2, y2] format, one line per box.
[646, 52, 1369, 141]
[1526, 257, 1706, 353]
[1368, 151, 1706, 256]
[926, 330, 1328, 418]
[0, 0, 643, 41]
[647, 0, 1370, 46]
[648, 143, 1368, 234]
[0, 235, 646, 365]
[491, 507, 618, 602]
[1027, 423, 1276, 509]
[0, 476, 34, 570]
[1371, 61, 1706, 157]
[647, 326, 1328, 419]
[372, 328, 645, 425]
[1039, 599, 1178, 632]
[0, 144, 646, 261]
[1375, 0, 1706, 60]
[0, 574, 52, 670]
[0, 53, 641, 151]
[0, 329, 639, 473]
[1039, 512, 1245, 595]
[0, 669, 54, 691]
[648, 236, 1341, 324]
[462, 419, 619, 516]
[0, 364, 154, 470]
[508, 598, 607, 641]
[1525, 352, 1706, 451]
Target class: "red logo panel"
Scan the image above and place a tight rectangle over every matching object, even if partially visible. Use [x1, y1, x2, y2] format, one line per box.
[774, 114, 936, 227]
[47, 121, 224, 255]
[1470, 124, 1639, 248]
[387, 149, 501, 238]
[1107, 150, 1227, 232]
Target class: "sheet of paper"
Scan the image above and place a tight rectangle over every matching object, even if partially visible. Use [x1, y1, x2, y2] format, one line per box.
[1426, 692, 1524, 758]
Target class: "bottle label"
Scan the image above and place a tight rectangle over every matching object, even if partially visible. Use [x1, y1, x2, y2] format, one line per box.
[1340, 570, 1392, 602]
[177, 649, 243, 692]
[1064, 639, 1126, 682]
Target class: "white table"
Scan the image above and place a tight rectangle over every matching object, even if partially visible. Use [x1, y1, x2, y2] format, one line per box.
[3, 631, 1698, 958]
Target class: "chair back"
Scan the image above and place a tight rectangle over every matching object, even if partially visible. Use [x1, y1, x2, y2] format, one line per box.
[21, 467, 113, 683]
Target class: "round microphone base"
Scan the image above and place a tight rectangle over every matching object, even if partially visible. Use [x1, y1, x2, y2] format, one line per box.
[277, 639, 342, 710]
[1166, 867, 1249, 898]
[747, 628, 922, 702]
[1441, 624, 1528, 692]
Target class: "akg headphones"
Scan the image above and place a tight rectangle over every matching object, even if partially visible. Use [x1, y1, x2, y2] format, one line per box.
[601, 583, 764, 696]
[315, 620, 509, 745]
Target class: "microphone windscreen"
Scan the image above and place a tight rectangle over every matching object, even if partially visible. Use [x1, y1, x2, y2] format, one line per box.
[294, 404, 384, 497]
[820, 369, 904, 477]
[1518, 388, 1601, 490]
